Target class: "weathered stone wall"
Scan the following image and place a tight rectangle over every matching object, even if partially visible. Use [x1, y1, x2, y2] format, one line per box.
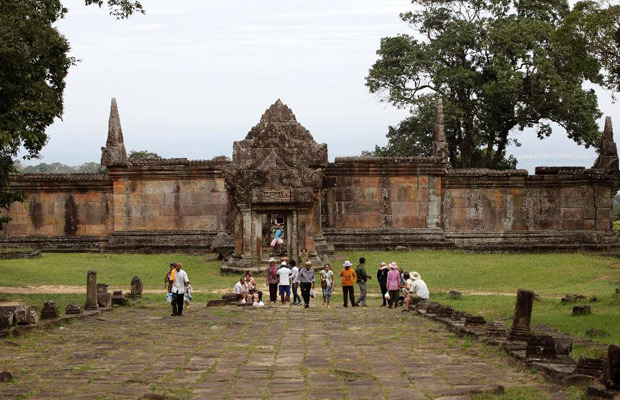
[1, 100, 618, 256]
[323, 161, 618, 250]
[2, 160, 231, 251]
[323, 157, 445, 230]
[2, 174, 111, 238]
[108, 161, 229, 232]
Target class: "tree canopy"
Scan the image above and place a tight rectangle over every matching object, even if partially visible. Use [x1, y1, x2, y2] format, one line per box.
[561, 1, 620, 94]
[128, 150, 162, 162]
[365, 0, 606, 169]
[0, 0, 142, 228]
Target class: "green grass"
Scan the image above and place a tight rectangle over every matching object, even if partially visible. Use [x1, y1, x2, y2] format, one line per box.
[335, 250, 620, 296]
[2, 250, 620, 346]
[0, 253, 235, 290]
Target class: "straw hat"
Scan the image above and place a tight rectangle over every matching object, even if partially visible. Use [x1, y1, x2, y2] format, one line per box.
[269, 257, 276, 264]
[410, 271, 421, 280]
[389, 262, 398, 269]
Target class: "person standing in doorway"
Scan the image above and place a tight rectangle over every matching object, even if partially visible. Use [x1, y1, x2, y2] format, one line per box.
[266, 257, 279, 303]
[377, 262, 389, 307]
[354, 257, 371, 307]
[340, 261, 357, 307]
[299, 261, 315, 308]
[171, 262, 189, 316]
[320, 263, 334, 308]
[277, 261, 292, 306]
[290, 260, 301, 305]
[386, 262, 401, 309]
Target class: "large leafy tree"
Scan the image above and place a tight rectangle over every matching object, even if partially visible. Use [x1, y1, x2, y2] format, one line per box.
[0, 0, 142, 227]
[561, 1, 620, 93]
[366, 0, 603, 169]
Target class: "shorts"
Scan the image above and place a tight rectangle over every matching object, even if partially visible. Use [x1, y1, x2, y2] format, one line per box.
[271, 238, 284, 246]
[279, 285, 291, 297]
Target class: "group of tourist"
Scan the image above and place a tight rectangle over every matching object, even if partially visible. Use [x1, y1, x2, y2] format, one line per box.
[233, 256, 430, 310]
[233, 270, 263, 305]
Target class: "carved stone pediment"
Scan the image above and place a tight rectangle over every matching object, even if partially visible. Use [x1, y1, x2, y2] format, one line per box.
[226, 100, 328, 204]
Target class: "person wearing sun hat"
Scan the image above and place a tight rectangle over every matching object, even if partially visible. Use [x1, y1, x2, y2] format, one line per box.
[265, 257, 279, 303]
[340, 260, 357, 307]
[403, 271, 429, 311]
[386, 262, 401, 309]
[376, 262, 389, 307]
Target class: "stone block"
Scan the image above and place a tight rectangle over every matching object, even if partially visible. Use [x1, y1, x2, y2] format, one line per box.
[40, 301, 60, 320]
[526, 335, 557, 360]
[65, 303, 83, 315]
[604, 344, 620, 390]
[207, 300, 227, 307]
[573, 305, 592, 316]
[97, 293, 112, 308]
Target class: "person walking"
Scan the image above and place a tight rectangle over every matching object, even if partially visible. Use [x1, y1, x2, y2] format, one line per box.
[290, 260, 301, 305]
[299, 261, 315, 308]
[376, 262, 389, 306]
[266, 257, 279, 303]
[354, 257, 371, 307]
[320, 263, 334, 308]
[170, 262, 189, 316]
[386, 262, 401, 309]
[340, 260, 357, 307]
[277, 261, 292, 306]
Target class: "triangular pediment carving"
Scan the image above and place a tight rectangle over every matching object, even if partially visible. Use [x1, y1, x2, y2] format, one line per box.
[226, 100, 328, 204]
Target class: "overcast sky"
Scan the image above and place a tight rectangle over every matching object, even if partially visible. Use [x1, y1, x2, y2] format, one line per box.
[34, 0, 617, 172]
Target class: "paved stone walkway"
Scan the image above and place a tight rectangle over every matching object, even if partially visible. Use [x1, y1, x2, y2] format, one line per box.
[1, 302, 568, 399]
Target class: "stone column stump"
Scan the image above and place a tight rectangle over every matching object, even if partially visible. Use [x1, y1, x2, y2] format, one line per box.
[84, 270, 99, 311]
[604, 344, 620, 390]
[508, 289, 535, 341]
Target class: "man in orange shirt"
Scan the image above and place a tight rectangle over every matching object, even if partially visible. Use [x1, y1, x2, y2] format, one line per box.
[340, 260, 357, 308]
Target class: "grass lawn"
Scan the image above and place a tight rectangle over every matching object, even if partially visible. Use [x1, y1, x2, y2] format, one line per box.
[1, 250, 619, 347]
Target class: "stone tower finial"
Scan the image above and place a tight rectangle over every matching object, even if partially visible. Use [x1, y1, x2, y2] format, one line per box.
[259, 99, 297, 124]
[431, 98, 448, 162]
[593, 116, 619, 173]
[101, 98, 128, 167]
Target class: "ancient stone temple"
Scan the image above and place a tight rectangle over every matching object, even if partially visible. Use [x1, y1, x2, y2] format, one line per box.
[1, 99, 619, 270]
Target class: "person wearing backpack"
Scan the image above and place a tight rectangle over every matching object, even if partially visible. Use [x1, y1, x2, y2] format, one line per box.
[354, 257, 371, 307]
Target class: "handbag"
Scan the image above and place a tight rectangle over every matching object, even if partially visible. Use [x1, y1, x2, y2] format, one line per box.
[321, 280, 327, 289]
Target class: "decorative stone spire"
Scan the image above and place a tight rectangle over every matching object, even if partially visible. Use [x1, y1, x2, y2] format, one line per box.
[259, 99, 298, 124]
[431, 98, 448, 162]
[101, 98, 128, 167]
[593, 117, 619, 174]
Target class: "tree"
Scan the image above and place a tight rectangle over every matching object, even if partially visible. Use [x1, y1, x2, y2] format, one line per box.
[0, 0, 141, 228]
[128, 150, 162, 162]
[366, 0, 603, 169]
[561, 1, 620, 93]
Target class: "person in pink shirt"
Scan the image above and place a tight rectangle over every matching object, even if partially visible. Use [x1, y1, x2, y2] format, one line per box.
[386, 262, 401, 309]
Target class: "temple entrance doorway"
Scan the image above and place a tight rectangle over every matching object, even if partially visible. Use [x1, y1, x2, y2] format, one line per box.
[260, 212, 290, 261]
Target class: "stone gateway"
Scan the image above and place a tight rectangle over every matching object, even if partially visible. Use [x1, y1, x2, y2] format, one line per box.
[1, 99, 619, 270]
